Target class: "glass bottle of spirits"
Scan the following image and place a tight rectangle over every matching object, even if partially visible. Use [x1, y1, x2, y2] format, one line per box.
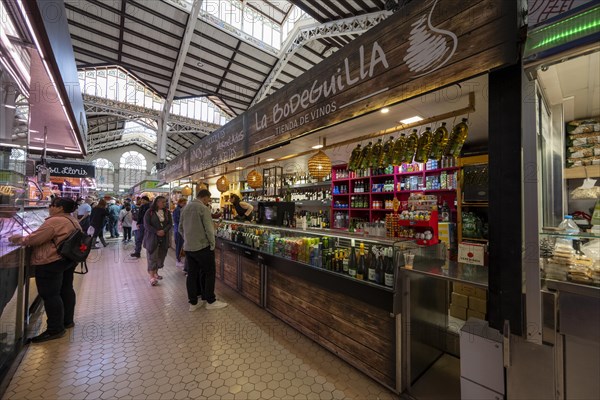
[429, 122, 449, 161]
[384, 247, 395, 287]
[356, 243, 366, 280]
[348, 240, 357, 278]
[367, 247, 377, 282]
[359, 142, 373, 170]
[445, 118, 469, 158]
[369, 138, 384, 169]
[380, 136, 395, 168]
[415, 127, 434, 163]
[348, 144, 362, 171]
[404, 129, 419, 164]
[392, 133, 407, 165]
[375, 250, 384, 285]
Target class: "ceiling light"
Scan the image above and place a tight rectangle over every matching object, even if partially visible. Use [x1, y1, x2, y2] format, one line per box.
[4, 105, 16, 109]
[266, 158, 275, 162]
[311, 144, 323, 150]
[197, 61, 204, 67]
[381, 107, 389, 113]
[399, 115, 424, 124]
[235, 166, 243, 170]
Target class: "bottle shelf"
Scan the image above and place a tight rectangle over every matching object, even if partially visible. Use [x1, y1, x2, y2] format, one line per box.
[462, 237, 489, 242]
[396, 171, 423, 176]
[332, 193, 350, 196]
[332, 207, 350, 211]
[370, 191, 395, 195]
[424, 167, 460, 173]
[371, 208, 394, 212]
[350, 192, 372, 195]
[370, 174, 395, 179]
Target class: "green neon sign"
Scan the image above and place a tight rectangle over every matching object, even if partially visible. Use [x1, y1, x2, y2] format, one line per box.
[525, 6, 600, 56]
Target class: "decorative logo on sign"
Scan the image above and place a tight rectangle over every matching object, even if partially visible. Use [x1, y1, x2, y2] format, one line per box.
[404, 0, 458, 77]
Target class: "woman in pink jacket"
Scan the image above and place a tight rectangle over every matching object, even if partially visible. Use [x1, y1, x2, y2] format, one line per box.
[10, 197, 81, 343]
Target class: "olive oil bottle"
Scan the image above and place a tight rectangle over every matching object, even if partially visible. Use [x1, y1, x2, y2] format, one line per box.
[359, 142, 373, 170]
[348, 144, 362, 171]
[429, 122, 449, 161]
[415, 127, 433, 163]
[403, 129, 419, 164]
[369, 138, 384, 168]
[380, 136, 395, 168]
[392, 133, 407, 165]
[445, 118, 469, 158]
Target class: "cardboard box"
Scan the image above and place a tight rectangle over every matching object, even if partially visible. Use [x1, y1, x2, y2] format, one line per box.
[451, 292, 469, 309]
[450, 304, 467, 320]
[467, 309, 486, 321]
[473, 287, 488, 300]
[458, 242, 486, 266]
[468, 296, 487, 314]
[438, 223, 456, 248]
[453, 282, 477, 297]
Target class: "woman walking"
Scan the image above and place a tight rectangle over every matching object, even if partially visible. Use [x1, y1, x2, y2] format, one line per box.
[9, 197, 81, 342]
[119, 205, 133, 243]
[89, 199, 108, 248]
[143, 196, 173, 286]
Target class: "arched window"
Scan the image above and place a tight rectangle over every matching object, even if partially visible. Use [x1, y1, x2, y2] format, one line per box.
[150, 165, 157, 176]
[92, 158, 114, 191]
[9, 149, 26, 175]
[119, 151, 147, 191]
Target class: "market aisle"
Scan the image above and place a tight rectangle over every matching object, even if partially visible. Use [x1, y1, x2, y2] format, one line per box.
[3, 240, 398, 400]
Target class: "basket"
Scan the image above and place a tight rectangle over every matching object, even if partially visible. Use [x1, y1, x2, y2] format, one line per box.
[308, 150, 331, 179]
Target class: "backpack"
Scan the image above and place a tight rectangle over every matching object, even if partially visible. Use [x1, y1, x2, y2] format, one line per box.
[54, 217, 93, 264]
[131, 206, 139, 222]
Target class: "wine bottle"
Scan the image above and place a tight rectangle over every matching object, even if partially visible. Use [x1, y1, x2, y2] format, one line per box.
[415, 127, 433, 162]
[392, 133, 407, 165]
[348, 240, 357, 278]
[367, 247, 377, 282]
[384, 248, 395, 287]
[404, 129, 419, 164]
[342, 249, 349, 274]
[375, 250, 384, 285]
[445, 118, 469, 158]
[359, 142, 373, 170]
[356, 243, 366, 280]
[369, 139, 384, 169]
[429, 122, 449, 161]
[348, 144, 362, 171]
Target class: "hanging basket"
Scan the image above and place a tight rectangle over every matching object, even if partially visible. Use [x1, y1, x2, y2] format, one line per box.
[308, 150, 331, 179]
[216, 175, 229, 193]
[181, 186, 192, 196]
[247, 169, 263, 189]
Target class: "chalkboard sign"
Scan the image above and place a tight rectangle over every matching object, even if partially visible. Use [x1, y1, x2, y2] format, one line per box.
[40, 161, 96, 178]
[164, 153, 189, 182]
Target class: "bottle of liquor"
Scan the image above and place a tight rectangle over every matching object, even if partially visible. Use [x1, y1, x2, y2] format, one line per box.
[356, 242, 366, 280]
[369, 138, 384, 169]
[441, 201, 450, 222]
[342, 249, 349, 274]
[348, 144, 362, 171]
[375, 250, 384, 285]
[384, 247, 395, 287]
[348, 240, 357, 278]
[445, 118, 469, 158]
[404, 129, 419, 164]
[415, 127, 433, 163]
[359, 142, 373, 170]
[429, 122, 449, 161]
[368, 247, 377, 282]
[392, 133, 407, 165]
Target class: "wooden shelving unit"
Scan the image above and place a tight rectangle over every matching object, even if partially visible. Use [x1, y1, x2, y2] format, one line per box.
[457, 155, 489, 244]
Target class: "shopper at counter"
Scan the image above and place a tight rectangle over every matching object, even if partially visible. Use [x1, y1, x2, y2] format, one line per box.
[179, 189, 228, 311]
[143, 196, 172, 286]
[9, 197, 81, 343]
[230, 193, 253, 221]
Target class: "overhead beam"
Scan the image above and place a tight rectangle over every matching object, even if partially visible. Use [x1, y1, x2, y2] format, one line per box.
[158, 0, 203, 162]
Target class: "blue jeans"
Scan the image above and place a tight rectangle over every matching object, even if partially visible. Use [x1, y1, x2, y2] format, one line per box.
[35, 259, 76, 333]
[134, 225, 145, 254]
[174, 227, 184, 262]
[108, 217, 119, 237]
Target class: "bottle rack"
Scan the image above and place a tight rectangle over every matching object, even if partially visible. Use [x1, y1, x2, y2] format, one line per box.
[331, 164, 459, 241]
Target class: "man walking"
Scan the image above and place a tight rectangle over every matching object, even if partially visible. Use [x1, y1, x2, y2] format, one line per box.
[130, 196, 150, 258]
[179, 189, 227, 311]
[108, 200, 120, 238]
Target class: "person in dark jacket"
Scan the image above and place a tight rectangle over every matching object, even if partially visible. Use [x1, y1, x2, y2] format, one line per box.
[143, 196, 172, 286]
[130, 196, 150, 258]
[89, 199, 109, 248]
[172, 197, 187, 268]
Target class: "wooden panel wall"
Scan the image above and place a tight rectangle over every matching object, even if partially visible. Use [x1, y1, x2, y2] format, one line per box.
[239, 256, 261, 306]
[266, 268, 396, 388]
[223, 249, 239, 290]
[214, 246, 223, 280]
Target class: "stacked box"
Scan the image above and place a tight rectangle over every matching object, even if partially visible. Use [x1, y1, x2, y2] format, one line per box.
[438, 222, 456, 249]
[450, 283, 487, 321]
[566, 117, 600, 167]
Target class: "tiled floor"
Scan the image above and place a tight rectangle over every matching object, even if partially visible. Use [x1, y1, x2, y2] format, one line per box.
[3, 239, 398, 400]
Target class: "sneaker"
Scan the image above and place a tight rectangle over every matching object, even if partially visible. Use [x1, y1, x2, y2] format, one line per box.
[150, 278, 158, 286]
[64, 322, 75, 329]
[130, 253, 141, 258]
[188, 301, 205, 312]
[156, 274, 163, 280]
[176, 261, 184, 268]
[206, 300, 228, 310]
[29, 330, 66, 343]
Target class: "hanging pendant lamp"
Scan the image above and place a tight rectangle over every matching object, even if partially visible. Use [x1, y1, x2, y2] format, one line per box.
[247, 157, 263, 189]
[216, 169, 229, 193]
[308, 139, 331, 179]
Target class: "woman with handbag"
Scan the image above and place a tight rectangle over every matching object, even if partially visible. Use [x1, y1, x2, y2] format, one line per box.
[9, 197, 81, 343]
[143, 196, 173, 286]
[119, 205, 133, 243]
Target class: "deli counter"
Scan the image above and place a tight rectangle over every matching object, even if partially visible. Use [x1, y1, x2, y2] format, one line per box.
[213, 220, 489, 393]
